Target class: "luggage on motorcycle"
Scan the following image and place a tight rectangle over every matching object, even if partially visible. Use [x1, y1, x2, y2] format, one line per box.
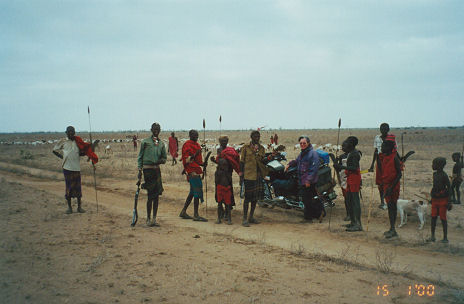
[316, 166, 333, 193]
[316, 150, 330, 165]
[267, 159, 285, 171]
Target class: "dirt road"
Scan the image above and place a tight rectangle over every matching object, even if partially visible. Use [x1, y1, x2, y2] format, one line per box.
[1, 162, 463, 303]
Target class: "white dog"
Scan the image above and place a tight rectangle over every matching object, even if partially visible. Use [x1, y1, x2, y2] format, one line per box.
[397, 199, 428, 229]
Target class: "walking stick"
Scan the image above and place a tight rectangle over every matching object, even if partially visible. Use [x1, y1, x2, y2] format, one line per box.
[366, 169, 375, 232]
[203, 118, 207, 215]
[401, 132, 406, 199]
[329, 118, 341, 231]
[88, 106, 99, 213]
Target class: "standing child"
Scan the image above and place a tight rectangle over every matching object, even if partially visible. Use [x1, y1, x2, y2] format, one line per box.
[369, 123, 397, 210]
[378, 140, 402, 239]
[215, 158, 233, 224]
[335, 136, 362, 231]
[428, 157, 452, 243]
[451, 152, 462, 204]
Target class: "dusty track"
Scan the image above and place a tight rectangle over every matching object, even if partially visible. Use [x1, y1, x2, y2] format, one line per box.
[1, 161, 463, 303]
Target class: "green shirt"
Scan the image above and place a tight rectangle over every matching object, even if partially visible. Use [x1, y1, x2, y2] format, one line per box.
[137, 137, 167, 169]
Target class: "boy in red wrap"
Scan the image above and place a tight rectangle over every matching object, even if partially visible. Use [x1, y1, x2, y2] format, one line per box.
[378, 140, 402, 239]
[334, 136, 362, 231]
[215, 158, 233, 224]
[179, 129, 208, 222]
[428, 157, 452, 243]
[211, 135, 242, 220]
[369, 123, 397, 210]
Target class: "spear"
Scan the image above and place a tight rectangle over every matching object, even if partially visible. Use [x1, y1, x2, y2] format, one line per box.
[329, 118, 341, 231]
[88, 106, 99, 213]
[203, 118, 207, 215]
[401, 132, 406, 199]
[219, 115, 222, 134]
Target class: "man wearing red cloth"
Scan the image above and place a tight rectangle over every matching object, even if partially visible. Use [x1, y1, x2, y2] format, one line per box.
[428, 157, 452, 243]
[168, 132, 179, 165]
[179, 130, 208, 222]
[334, 136, 362, 231]
[53, 126, 98, 214]
[377, 140, 402, 239]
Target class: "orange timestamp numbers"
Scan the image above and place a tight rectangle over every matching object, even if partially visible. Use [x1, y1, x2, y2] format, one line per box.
[376, 284, 435, 297]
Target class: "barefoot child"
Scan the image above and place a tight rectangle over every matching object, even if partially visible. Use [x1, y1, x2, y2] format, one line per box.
[335, 136, 362, 231]
[378, 140, 402, 239]
[215, 158, 233, 224]
[428, 157, 452, 243]
[369, 123, 397, 210]
[451, 152, 462, 204]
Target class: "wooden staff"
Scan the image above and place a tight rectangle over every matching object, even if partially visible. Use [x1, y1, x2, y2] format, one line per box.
[87, 106, 99, 213]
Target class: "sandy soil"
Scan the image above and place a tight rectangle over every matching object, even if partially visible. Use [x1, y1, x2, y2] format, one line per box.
[1, 128, 463, 303]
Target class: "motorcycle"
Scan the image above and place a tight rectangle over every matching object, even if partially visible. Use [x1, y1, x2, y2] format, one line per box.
[258, 151, 337, 213]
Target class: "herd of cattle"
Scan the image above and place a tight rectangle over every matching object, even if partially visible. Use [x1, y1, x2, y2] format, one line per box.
[0, 137, 342, 155]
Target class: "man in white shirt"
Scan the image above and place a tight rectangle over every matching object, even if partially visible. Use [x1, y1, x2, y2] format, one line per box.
[53, 126, 87, 214]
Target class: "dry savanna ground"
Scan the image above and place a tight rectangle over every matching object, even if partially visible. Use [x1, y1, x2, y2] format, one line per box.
[0, 127, 463, 304]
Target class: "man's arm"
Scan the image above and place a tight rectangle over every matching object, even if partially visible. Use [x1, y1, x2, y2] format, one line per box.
[52, 151, 63, 159]
[137, 141, 145, 169]
[52, 141, 64, 159]
[369, 149, 378, 171]
[157, 143, 167, 165]
[386, 155, 402, 195]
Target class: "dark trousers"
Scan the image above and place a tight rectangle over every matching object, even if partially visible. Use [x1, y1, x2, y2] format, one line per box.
[302, 184, 321, 220]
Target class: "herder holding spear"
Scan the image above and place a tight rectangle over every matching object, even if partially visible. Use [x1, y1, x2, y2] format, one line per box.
[179, 129, 208, 222]
[53, 126, 98, 214]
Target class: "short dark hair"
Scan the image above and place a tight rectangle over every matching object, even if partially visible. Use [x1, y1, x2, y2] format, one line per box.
[347, 136, 358, 147]
[380, 123, 390, 131]
[151, 122, 160, 130]
[298, 135, 310, 144]
[189, 129, 198, 137]
[433, 157, 446, 169]
[250, 130, 260, 137]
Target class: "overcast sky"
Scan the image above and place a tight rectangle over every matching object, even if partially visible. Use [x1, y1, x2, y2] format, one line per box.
[1, 0, 463, 132]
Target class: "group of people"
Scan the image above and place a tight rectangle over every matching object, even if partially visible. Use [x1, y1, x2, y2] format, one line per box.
[53, 123, 462, 242]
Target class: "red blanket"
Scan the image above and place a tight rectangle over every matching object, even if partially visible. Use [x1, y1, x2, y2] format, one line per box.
[219, 147, 241, 174]
[182, 140, 203, 175]
[74, 136, 98, 164]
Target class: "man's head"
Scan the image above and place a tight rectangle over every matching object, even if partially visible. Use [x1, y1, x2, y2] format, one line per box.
[298, 135, 310, 150]
[432, 157, 446, 171]
[66, 126, 76, 140]
[189, 129, 199, 142]
[380, 123, 390, 136]
[219, 135, 229, 148]
[381, 140, 395, 155]
[342, 136, 358, 153]
[250, 131, 260, 144]
[151, 123, 161, 137]
[452, 152, 460, 162]
[171, 132, 175, 137]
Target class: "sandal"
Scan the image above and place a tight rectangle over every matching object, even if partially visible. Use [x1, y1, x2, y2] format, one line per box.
[193, 216, 208, 222]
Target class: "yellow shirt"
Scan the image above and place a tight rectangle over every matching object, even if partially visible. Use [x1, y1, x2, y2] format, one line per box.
[240, 142, 268, 180]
